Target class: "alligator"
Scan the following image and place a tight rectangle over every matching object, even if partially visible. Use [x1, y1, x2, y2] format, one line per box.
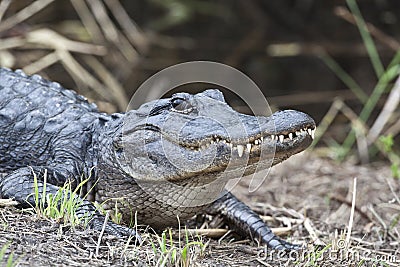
[0, 67, 315, 250]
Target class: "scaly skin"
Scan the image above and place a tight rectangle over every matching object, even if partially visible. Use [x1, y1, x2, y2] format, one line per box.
[0, 67, 315, 250]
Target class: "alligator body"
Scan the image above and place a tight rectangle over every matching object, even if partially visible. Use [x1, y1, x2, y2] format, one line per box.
[0, 68, 315, 250]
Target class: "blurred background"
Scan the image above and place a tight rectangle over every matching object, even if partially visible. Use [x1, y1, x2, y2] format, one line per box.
[0, 0, 399, 169]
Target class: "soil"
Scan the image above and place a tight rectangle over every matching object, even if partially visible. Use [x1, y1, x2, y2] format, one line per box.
[0, 152, 398, 266]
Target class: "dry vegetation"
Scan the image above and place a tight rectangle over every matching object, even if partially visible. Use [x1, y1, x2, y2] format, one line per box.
[0, 154, 399, 266]
[0, 0, 399, 266]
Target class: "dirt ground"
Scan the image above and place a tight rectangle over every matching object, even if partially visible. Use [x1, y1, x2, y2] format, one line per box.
[0, 152, 398, 266]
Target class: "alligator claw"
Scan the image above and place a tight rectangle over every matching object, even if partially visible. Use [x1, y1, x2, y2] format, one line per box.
[88, 215, 142, 243]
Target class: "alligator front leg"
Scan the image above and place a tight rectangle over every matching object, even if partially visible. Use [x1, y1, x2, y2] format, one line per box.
[0, 167, 141, 241]
[208, 191, 300, 250]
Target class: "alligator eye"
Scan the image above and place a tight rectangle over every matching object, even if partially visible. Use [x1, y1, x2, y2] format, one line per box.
[171, 97, 193, 113]
[171, 97, 184, 108]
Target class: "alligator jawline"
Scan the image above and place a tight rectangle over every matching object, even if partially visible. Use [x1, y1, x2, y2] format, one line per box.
[174, 125, 316, 156]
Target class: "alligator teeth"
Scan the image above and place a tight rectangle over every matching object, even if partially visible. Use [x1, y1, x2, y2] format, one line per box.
[311, 129, 316, 139]
[246, 143, 252, 153]
[188, 127, 316, 152]
[237, 145, 244, 157]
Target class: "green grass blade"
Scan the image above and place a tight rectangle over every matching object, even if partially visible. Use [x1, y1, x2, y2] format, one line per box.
[160, 232, 166, 253]
[340, 65, 400, 158]
[387, 49, 400, 69]
[320, 52, 368, 103]
[6, 253, 14, 267]
[359, 65, 400, 121]
[0, 243, 9, 262]
[346, 0, 384, 77]
[41, 170, 47, 212]
[32, 169, 39, 212]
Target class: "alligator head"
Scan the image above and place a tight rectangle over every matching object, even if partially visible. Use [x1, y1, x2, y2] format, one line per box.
[114, 89, 315, 190]
[92, 89, 316, 225]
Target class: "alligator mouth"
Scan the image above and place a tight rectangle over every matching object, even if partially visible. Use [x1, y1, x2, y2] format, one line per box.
[141, 123, 316, 184]
[177, 125, 316, 157]
[119, 115, 316, 185]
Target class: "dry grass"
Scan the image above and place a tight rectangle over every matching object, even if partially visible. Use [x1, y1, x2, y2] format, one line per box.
[0, 153, 399, 266]
[0, 0, 148, 112]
